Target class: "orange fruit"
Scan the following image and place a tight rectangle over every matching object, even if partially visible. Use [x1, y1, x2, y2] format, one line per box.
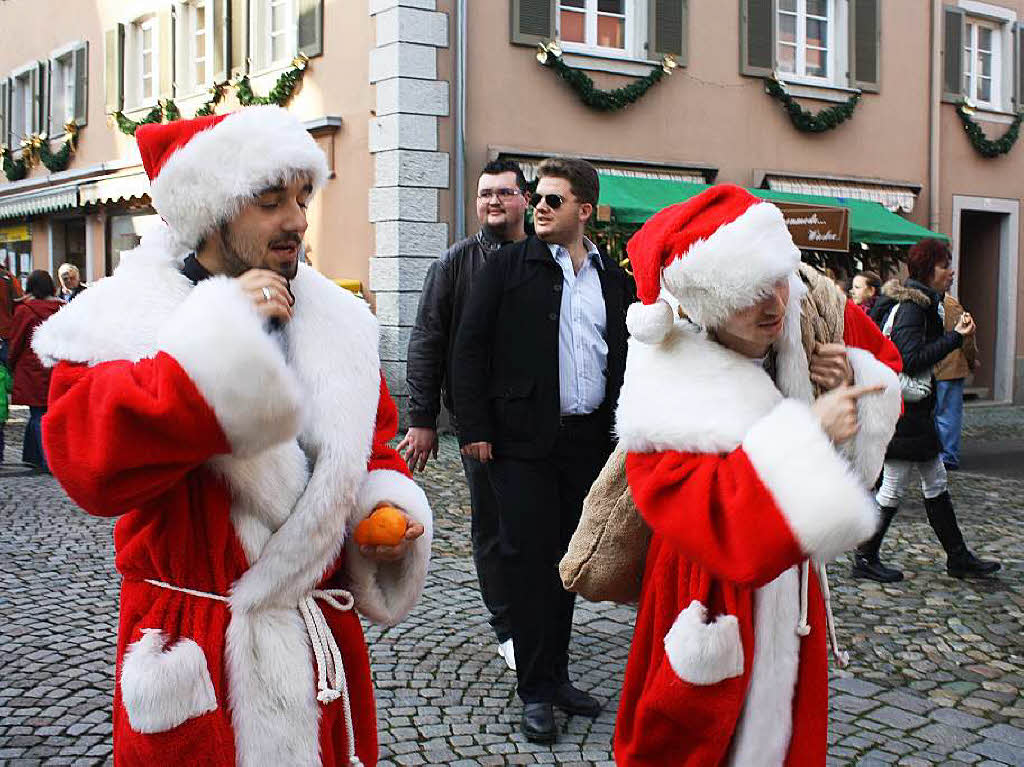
[353, 504, 408, 546]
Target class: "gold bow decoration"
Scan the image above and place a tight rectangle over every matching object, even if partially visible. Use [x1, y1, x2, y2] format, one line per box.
[292, 52, 310, 71]
[661, 55, 678, 75]
[536, 40, 563, 65]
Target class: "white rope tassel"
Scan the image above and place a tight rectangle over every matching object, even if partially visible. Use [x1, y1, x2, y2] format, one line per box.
[795, 560, 811, 637]
[817, 563, 850, 668]
[146, 579, 363, 766]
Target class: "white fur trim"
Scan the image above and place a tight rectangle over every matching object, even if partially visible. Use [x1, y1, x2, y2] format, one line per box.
[663, 600, 744, 686]
[841, 347, 902, 487]
[120, 629, 217, 734]
[626, 299, 674, 345]
[662, 202, 800, 330]
[616, 324, 784, 454]
[742, 400, 878, 562]
[158, 276, 303, 458]
[149, 106, 330, 250]
[345, 469, 434, 626]
[728, 567, 801, 767]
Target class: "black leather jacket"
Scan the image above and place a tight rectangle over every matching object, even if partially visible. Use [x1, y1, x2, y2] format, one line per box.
[406, 228, 511, 429]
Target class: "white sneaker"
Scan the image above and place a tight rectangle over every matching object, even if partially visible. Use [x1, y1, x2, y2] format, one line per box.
[497, 638, 516, 671]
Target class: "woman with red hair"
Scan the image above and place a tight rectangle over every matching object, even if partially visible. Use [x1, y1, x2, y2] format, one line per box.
[855, 238, 1000, 582]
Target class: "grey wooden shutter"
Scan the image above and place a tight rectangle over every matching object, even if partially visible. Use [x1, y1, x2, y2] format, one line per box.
[159, 5, 176, 98]
[1016, 23, 1023, 110]
[1, 79, 9, 147]
[849, 0, 880, 92]
[213, 0, 228, 81]
[298, 0, 323, 59]
[47, 59, 56, 136]
[229, 0, 249, 78]
[104, 24, 125, 114]
[741, 0, 774, 77]
[510, 0, 555, 47]
[648, 0, 688, 64]
[942, 5, 965, 103]
[74, 42, 89, 126]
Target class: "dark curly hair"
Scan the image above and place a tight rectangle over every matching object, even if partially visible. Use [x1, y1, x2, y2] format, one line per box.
[906, 238, 951, 284]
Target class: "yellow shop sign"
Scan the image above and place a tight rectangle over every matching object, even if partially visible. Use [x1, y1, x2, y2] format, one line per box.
[0, 224, 31, 244]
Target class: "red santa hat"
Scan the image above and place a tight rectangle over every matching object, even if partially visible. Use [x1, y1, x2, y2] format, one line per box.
[136, 105, 329, 250]
[625, 184, 801, 343]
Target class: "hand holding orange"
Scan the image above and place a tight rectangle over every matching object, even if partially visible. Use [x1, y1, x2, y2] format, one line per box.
[353, 504, 409, 546]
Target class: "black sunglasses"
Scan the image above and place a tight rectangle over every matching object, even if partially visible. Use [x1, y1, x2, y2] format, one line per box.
[529, 192, 565, 210]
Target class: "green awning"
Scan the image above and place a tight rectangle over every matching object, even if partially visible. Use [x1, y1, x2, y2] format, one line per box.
[597, 174, 947, 245]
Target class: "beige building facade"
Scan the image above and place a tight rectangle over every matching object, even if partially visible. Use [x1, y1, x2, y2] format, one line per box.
[1, 0, 1022, 410]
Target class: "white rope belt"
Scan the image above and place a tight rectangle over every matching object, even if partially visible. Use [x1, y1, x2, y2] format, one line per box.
[144, 578, 363, 766]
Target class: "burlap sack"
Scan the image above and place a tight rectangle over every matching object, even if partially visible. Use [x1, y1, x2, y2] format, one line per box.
[560, 265, 845, 604]
[559, 448, 651, 604]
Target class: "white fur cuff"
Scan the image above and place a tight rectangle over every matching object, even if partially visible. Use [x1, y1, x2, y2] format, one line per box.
[346, 469, 433, 626]
[743, 400, 878, 562]
[158, 276, 303, 457]
[841, 348, 902, 486]
[664, 600, 744, 686]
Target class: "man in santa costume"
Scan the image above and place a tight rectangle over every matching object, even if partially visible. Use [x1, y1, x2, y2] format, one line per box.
[613, 185, 902, 766]
[32, 106, 432, 767]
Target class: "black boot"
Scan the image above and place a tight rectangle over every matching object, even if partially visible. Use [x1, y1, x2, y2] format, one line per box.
[924, 492, 1001, 578]
[852, 505, 904, 582]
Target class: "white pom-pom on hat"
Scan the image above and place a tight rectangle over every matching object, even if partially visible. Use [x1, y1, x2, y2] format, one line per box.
[627, 299, 674, 345]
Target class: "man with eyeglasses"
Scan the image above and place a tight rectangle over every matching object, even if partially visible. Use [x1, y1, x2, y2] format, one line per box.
[401, 159, 529, 672]
[452, 157, 630, 744]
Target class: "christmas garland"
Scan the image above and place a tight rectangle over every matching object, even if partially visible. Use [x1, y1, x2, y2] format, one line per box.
[38, 122, 80, 173]
[1, 144, 29, 182]
[765, 77, 860, 133]
[536, 41, 675, 112]
[112, 55, 307, 136]
[956, 100, 1022, 158]
[0, 123, 80, 181]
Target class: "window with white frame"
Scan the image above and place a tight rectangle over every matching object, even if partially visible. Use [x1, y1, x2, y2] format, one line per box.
[177, 1, 214, 93]
[557, 0, 635, 58]
[49, 43, 87, 131]
[777, 0, 833, 82]
[128, 16, 159, 107]
[252, 0, 297, 71]
[10, 69, 36, 142]
[963, 18, 1001, 108]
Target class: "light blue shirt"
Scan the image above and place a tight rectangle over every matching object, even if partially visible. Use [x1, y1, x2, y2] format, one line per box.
[547, 238, 608, 415]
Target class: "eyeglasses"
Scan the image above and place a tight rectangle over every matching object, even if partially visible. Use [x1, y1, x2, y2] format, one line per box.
[529, 193, 565, 210]
[477, 188, 522, 200]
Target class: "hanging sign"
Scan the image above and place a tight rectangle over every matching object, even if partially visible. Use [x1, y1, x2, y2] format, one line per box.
[774, 202, 850, 252]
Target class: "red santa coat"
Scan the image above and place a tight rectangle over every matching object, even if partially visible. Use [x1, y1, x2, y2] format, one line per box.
[33, 229, 432, 767]
[613, 281, 902, 766]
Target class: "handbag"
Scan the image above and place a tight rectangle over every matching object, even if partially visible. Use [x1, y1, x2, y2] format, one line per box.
[559, 448, 651, 604]
[882, 304, 933, 403]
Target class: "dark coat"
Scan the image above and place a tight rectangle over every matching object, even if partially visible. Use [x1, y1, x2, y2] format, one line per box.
[452, 235, 631, 459]
[880, 279, 963, 462]
[9, 299, 62, 406]
[406, 228, 509, 429]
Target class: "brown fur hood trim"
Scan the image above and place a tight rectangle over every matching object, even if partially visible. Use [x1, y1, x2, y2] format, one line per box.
[881, 279, 932, 309]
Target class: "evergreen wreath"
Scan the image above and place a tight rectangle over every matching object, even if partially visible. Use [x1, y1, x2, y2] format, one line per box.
[535, 40, 676, 112]
[1, 144, 28, 182]
[956, 100, 1022, 158]
[112, 54, 308, 136]
[36, 122, 80, 173]
[765, 76, 860, 133]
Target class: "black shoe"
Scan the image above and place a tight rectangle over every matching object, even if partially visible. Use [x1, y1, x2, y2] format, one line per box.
[521, 702, 556, 743]
[851, 552, 904, 583]
[851, 505, 903, 582]
[924, 492, 1001, 578]
[552, 683, 602, 718]
[946, 546, 1001, 578]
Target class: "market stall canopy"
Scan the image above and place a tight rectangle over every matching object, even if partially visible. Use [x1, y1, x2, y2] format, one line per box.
[597, 174, 947, 246]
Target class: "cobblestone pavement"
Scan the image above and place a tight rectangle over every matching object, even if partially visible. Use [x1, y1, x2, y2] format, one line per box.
[1, 405, 1021, 766]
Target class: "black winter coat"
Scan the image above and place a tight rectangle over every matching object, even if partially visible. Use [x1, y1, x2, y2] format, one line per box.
[880, 279, 964, 461]
[452, 235, 631, 459]
[405, 228, 510, 429]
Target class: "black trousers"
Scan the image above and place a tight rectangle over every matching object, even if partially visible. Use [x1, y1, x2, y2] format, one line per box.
[460, 454, 512, 642]
[488, 413, 612, 703]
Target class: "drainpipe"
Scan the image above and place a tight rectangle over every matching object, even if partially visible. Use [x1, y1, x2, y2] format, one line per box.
[929, 0, 942, 233]
[453, 0, 467, 242]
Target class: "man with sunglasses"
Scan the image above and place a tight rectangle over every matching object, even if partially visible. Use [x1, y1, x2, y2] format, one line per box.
[453, 157, 630, 744]
[402, 159, 529, 671]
